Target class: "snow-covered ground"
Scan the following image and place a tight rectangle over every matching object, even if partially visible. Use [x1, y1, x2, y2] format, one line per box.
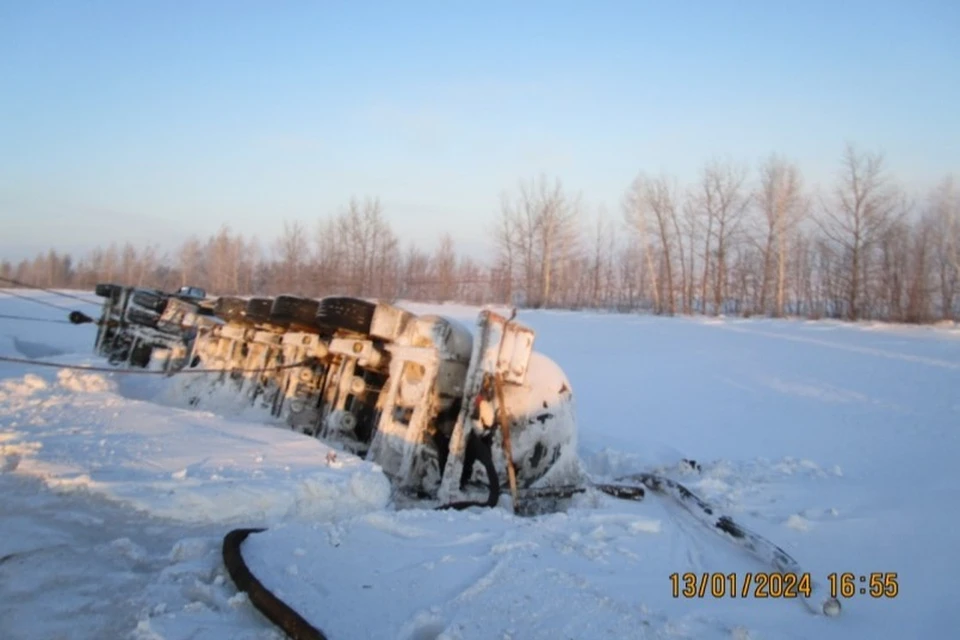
[1, 290, 958, 639]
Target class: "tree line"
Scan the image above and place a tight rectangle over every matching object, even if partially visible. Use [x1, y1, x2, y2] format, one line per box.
[3, 144, 958, 324]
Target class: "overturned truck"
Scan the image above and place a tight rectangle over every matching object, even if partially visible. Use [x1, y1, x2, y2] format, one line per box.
[95, 284, 841, 638]
[92, 285, 582, 507]
[89, 284, 841, 632]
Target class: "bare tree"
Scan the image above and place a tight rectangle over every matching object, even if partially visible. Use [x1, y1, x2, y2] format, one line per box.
[314, 217, 345, 294]
[535, 177, 580, 308]
[615, 238, 646, 310]
[694, 159, 750, 315]
[135, 244, 160, 287]
[236, 235, 260, 295]
[102, 243, 119, 284]
[178, 237, 203, 288]
[623, 175, 660, 312]
[929, 176, 960, 319]
[623, 174, 682, 314]
[433, 233, 457, 302]
[335, 197, 399, 297]
[588, 212, 616, 308]
[668, 192, 691, 314]
[755, 155, 806, 316]
[490, 204, 517, 304]
[400, 244, 431, 300]
[497, 190, 536, 305]
[905, 219, 934, 323]
[498, 176, 580, 308]
[679, 196, 703, 313]
[816, 144, 907, 320]
[119, 243, 138, 284]
[791, 232, 815, 316]
[877, 220, 910, 320]
[274, 220, 310, 295]
[206, 226, 243, 294]
[457, 257, 487, 305]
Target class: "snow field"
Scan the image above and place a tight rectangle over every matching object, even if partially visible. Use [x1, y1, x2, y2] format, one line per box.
[1, 290, 959, 639]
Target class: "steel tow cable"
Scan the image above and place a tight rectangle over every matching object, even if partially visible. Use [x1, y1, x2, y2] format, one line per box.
[0, 313, 78, 325]
[0, 355, 315, 375]
[0, 288, 80, 312]
[0, 276, 102, 306]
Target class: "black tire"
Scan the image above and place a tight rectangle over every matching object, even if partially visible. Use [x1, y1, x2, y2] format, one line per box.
[271, 296, 320, 327]
[94, 283, 123, 300]
[214, 297, 249, 323]
[129, 342, 153, 368]
[314, 296, 376, 334]
[132, 289, 168, 313]
[245, 297, 276, 324]
[194, 300, 216, 317]
[127, 307, 159, 329]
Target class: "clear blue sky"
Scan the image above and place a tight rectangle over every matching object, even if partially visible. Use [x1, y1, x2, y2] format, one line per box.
[1, 0, 957, 262]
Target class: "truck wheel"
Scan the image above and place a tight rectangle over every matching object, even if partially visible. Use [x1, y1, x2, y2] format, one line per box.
[214, 297, 248, 323]
[127, 307, 159, 329]
[129, 342, 153, 368]
[271, 296, 320, 328]
[315, 296, 376, 334]
[94, 283, 123, 300]
[132, 289, 168, 313]
[245, 297, 275, 324]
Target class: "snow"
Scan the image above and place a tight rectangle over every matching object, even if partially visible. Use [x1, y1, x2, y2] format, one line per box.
[0, 361, 390, 526]
[2, 289, 959, 639]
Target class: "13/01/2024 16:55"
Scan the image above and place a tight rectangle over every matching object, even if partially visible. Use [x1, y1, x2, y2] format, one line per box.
[670, 572, 899, 600]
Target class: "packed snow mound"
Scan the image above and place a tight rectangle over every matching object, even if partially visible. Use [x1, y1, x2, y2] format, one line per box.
[0, 372, 49, 400]
[0, 368, 391, 526]
[56, 368, 116, 393]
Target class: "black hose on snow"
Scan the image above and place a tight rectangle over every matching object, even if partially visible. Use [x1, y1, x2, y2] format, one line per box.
[222, 432, 500, 639]
[222, 527, 328, 640]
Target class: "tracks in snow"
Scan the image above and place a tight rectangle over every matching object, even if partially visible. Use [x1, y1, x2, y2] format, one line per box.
[706, 321, 959, 370]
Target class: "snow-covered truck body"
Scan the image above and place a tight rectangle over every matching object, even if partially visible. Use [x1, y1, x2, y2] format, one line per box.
[92, 283, 216, 369]
[90, 287, 577, 502]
